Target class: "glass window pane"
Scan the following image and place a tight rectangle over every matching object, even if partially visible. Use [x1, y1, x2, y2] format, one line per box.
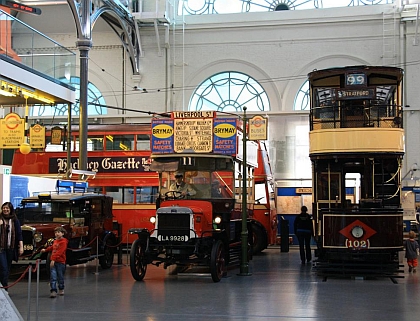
[136, 134, 151, 150]
[105, 134, 134, 151]
[189, 71, 270, 113]
[105, 186, 135, 204]
[136, 186, 158, 203]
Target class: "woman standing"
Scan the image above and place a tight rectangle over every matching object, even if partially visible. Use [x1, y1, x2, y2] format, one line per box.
[294, 206, 314, 265]
[0, 202, 23, 291]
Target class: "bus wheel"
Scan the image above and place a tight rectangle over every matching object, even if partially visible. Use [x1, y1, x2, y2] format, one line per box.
[130, 239, 147, 281]
[99, 238, 115, 269]
[252, 224, 267, 255]
[210, 240, 225, 283]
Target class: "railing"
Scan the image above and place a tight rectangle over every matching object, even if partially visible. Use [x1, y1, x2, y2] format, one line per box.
[310, 104, 403, 130]
[0, 9, 75, 82]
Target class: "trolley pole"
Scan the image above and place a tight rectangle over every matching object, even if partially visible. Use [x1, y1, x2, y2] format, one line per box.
[239, 107, 251, 276]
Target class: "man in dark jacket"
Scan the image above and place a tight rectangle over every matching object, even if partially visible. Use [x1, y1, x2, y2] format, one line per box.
[294, 206, 314, 265]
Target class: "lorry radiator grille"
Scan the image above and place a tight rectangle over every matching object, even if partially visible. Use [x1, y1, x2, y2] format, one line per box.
[157, 214, 190, 236]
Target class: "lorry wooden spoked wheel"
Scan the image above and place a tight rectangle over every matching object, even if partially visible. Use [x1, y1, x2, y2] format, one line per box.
[130, 239, 147, 281]
[210, 240, 225, 282]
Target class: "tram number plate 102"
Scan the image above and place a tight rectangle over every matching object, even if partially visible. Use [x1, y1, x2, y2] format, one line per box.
[345, 239, 369, 248]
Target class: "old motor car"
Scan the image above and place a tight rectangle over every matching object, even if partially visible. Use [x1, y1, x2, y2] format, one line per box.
[17, 181, 118, 270]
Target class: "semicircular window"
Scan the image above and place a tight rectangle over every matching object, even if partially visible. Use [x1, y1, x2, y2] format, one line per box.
[189, 71, 270, 113]
[31, 76, 107, 117]
[294, 80, 310, 111]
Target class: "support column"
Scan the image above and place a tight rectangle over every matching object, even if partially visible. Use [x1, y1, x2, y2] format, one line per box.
[77, 40, 92, 171]
[67, 0, 93, 172]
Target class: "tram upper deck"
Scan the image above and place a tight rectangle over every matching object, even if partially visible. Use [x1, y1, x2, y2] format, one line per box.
[308, 65, 404, 156]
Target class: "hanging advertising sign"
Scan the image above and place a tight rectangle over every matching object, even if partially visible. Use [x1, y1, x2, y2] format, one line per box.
[151, 119, 174, 153]
[151, 116, 238, 155]
[0, 112, 24, 149]
[213, 118, 237, 155]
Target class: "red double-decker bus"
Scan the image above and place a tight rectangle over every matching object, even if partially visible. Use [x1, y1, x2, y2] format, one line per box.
[12, 122, 277, 252]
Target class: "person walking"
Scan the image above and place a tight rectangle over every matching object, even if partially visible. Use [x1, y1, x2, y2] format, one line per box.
[41, 226, 68, 297]
[405, 230, 419, 273]
[294, 205, 314, 265]
[0, 202, 23, 291]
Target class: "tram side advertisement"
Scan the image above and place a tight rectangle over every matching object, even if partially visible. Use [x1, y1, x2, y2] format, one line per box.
[151, 118, 237, 155]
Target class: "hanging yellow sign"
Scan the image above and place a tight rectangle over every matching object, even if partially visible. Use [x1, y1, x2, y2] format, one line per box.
[0, 112, 24, 149]
[30, 124, 46, 149]
[51, 126, 62, 145]
[248, 115, 268, 141]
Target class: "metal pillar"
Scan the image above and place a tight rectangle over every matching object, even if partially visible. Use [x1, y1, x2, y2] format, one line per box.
[77, 40, 91, 171]
[67, 0, 92, 171]
[239, 107, 251, 276]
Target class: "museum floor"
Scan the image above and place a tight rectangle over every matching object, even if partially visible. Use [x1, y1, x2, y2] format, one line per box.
[5, 246, 420, 321]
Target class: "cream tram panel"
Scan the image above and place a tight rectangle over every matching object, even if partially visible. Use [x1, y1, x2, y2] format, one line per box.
[309, 128, 404, 154]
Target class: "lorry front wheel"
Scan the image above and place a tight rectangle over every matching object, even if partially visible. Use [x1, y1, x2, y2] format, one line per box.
[130, 239, 147, 281]
[210, 240, 225, 282]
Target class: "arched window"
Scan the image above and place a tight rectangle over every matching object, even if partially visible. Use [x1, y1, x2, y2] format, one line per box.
[189, 71, 270, 113]
[31, 76, 107, 117]
[178, 0, 393, 15]
[294, 80, 310, 111]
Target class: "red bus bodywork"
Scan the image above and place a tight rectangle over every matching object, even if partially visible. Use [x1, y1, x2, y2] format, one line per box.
[12, 124, 277, 250]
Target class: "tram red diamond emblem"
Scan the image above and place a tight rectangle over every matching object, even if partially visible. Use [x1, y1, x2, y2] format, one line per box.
[339, 219, 377, 241]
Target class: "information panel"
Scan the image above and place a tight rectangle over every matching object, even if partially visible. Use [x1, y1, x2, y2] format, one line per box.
[0, 112, 24, 148]
[174, 118, 213, 153]
[30, 124, 46, 149]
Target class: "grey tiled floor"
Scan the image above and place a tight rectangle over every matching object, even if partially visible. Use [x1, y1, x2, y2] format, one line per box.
[6, 247, 420, 321]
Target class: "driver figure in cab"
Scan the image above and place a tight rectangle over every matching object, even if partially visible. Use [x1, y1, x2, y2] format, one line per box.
[169, 172, 196, 197]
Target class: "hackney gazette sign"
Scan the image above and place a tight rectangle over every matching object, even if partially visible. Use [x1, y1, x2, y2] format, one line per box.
[49, 156, 152, 174]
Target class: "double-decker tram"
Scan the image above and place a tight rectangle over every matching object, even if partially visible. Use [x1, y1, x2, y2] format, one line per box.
[308, 66, 404, 281]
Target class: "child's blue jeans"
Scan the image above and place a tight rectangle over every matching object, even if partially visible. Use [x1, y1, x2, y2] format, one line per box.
[50, 262, 66, 293]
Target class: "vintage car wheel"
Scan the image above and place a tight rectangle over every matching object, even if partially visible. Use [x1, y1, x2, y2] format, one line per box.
[210, 240, 225, 283]
[99, 238, 115, 269]
[130, 239, 147, 281]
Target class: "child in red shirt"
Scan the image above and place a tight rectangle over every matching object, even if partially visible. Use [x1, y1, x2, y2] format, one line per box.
[41, 226, 68, 297]
[405, 230, 419, 273]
